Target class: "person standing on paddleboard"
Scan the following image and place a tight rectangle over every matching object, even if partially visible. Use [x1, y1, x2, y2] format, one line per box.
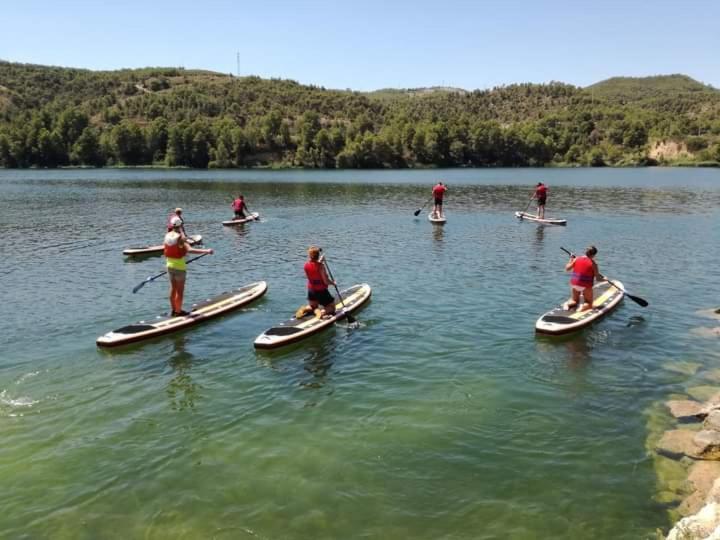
[565, 245, 605, 312]
[300, 246, 336, 319]
[432, 182, 447, 218]
[232, 195, 248, 220]
[534, 182, 547, 219]
[167, 207, 188, 238]
[164, 217, 213, 316]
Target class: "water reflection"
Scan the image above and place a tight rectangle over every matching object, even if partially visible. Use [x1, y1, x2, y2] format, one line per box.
[534, 225, 545, 246]
[256, 335, 339, 395]
[166, 336, 200, 411]
[432, 224, 445, 243]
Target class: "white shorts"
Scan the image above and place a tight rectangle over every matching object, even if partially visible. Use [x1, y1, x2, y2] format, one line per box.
[571, 284, 589, 292]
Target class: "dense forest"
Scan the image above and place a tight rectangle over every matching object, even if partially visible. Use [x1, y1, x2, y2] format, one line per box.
[1, 61, 719, 169]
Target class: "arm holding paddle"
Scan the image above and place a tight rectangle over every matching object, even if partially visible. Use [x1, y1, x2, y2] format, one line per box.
[319, 251, 358, 325]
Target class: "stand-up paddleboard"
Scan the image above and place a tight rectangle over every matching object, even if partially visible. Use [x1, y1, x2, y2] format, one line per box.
[123, 235, 202, 257]
[97, 281, 267, 347]
[254, 283, 371, 350]
[535, 280, 624, 335]
[428, 212, 447, 224]
[515, 212, 566, 226]
[222, 212, 260, 226]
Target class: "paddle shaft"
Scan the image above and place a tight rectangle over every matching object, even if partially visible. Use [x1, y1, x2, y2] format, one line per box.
[321, 256, 357, 324]
[132, 252, 210, 294]
[560, 247, 648, 307]
[414, 196, 434, 216]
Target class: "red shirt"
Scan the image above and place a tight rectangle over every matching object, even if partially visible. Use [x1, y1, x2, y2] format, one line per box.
[535, 185, 547, 198]
[432, 184, 447, 199]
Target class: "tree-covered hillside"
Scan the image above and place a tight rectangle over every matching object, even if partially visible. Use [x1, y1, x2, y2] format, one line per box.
[1, 61, 719, 169]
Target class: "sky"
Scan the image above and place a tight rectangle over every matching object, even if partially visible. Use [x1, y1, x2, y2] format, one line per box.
[1, 0, 718, 91]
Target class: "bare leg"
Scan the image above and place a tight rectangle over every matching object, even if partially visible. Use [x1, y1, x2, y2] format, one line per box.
[580, 287, 594, 311]
[566, 288, 580, 309]
[539, 204, 545, 219]
[175, 279, 186, 313]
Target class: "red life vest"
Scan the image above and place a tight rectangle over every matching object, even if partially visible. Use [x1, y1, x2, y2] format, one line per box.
[570, 256, 594, 287]
[232, 199, 243, 211]
[304, 261, 327, 291]
[432, 185, 446, 199]
[164, 233, 188, 259]
[536, 185, 547, 198]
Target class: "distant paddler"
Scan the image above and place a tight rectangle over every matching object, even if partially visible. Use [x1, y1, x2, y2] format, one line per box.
[296, 246, 336, 319]
[565, 245, 605, 312]
[431, 181, 447, 219]
[232, 195, 249, 220]
[165, 217, 213, 316]
[167, 207, 188, 238]
[533, 182, 548, 219]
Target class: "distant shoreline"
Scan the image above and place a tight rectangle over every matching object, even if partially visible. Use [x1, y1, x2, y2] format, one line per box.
[2, 162, 719, 171]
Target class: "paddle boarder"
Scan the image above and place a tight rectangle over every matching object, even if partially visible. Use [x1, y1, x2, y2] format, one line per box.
[299, 246, 336, 319]
[565, 246, 605, 312]
[232, 195, 248, 220]
[167, 207, 187, 238]
[533, 182, 548, 219]
[164, 217, 213, 316]
[432, 181, 447, 218]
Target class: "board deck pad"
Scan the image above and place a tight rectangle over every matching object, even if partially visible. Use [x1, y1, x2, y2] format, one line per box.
[254, 284, 371, 349]
[123, 234, 202, 256]
[428, 212, 447, 224]
[535, 280, 624, 335]
[515, 212, 567, 226]
[97, 281, 267, 347]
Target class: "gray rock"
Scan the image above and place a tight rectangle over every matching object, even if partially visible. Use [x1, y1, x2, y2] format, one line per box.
[668, 400, 706, 420]
[658, 430, 701, 459]
[694, 431, 720, 460]
[666, 502, 720, 540]
[705, 412, 720, 432]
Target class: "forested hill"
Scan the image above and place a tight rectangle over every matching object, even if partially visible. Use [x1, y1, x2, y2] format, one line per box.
[1, 61, 719, 169]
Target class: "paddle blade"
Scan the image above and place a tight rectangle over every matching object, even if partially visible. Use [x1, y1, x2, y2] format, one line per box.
[626, 293, 649, 307]
[413, 209, 422, 216]
[132, 279, 149, 294]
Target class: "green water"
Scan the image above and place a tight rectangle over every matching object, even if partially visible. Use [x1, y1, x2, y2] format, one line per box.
[2, 168, 720, 539]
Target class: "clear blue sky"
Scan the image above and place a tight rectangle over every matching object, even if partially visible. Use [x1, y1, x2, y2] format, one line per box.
[1, 0, 718, 91]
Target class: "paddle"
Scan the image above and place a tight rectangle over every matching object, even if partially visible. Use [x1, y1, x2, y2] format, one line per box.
[320, 254, 357, 325]
[518, 192, 535, 218]
[132, 252, 210, 294]
[560, 247, 648, 307]
[414, 196, 433, 217]
[244, 203, 259, 221]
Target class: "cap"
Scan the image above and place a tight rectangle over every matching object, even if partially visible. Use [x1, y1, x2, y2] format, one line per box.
[170, 216, 183, 227]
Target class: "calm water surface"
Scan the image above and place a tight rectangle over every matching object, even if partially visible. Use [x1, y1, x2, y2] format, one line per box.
[1, 168, 719, 539]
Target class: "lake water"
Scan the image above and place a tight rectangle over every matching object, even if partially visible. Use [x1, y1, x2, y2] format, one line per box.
[1, 167, 719, 539]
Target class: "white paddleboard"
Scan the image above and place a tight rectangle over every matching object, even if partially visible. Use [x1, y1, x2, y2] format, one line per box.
[515, 211, 566, 226]
[222, 212, 260, 226]
[535, 280, 624, 335]
[428, 212, 447, 224]
[123, 234, 202, 256]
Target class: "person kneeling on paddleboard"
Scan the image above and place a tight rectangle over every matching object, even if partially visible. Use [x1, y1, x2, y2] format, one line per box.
[232, 195, 248, 220]
[565, 245, 605, 312]
[534, 182, 547, 219]
[165, 217, 213, 316]
[432, 182, 447, 219]
[298, 246, 336, 319]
